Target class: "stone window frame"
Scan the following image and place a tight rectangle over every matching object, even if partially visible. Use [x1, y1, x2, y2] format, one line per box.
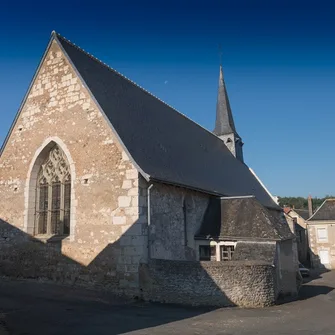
[316, 226, 328, 243]
[214, 241, 237, 261]
[35, 144, 71, 236]
[197, 241, 237, 261]
[24, 137, 76, 241]
[220, 245, 235, 261]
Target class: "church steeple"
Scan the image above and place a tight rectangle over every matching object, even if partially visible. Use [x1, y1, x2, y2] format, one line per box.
[214, 65, 236, 136]
[213, 65, 244, 162]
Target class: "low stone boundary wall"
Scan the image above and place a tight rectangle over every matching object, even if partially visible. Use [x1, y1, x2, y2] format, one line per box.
[0, 224, 131, 296]
[139, 259, 277, 308]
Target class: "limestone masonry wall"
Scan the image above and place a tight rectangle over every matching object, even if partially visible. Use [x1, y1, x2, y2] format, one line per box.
[140, 259, 277, 307]
[149, 183, 209, 261]
[0, 40, 146, 294]
[308, 223, 335, 269]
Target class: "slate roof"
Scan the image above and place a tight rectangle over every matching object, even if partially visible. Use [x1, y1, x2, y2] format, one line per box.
[232, 241, 276, 264]
[293, 209, 310, 220]
[283, 207, 310, 220]
[213, 66, 238, 137]
[196, 196, 294, 240]
[1, 31, 279, 209]
[308, 199, 335, 221]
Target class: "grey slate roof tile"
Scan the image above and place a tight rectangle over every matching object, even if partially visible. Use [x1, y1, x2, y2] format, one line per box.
[293, 209, 310, 220]
[196, 196, 294, 240]
[308, 199, 335, 221]
[55, 33, 278, 209]
[213, 65, 238, 136]
[232, 241, 276, 264]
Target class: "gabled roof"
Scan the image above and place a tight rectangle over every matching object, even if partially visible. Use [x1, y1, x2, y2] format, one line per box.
[213, 66, 238, 137]
[293, 209, 310, 220]
[308, 199, 335, 221]
[1, 32, 279, 209]
[196, 196, 294, 240]
[283, 207, 310, 220]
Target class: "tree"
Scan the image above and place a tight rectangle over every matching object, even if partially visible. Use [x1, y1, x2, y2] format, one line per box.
[278, 196, 335, 210]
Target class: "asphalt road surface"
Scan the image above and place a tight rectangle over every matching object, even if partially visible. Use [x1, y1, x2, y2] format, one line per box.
[0, 270, 334, 334]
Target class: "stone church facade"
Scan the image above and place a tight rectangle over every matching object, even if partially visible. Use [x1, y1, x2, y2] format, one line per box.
[0, 32, 298, 307]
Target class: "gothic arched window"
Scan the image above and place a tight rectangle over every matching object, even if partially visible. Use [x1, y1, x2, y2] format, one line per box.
[35, 144, 71, 236]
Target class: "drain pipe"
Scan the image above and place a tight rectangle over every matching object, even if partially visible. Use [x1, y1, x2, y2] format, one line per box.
[147, 184, 154, 261]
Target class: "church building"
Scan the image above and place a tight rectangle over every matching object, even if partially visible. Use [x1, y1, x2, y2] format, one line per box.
[0, 32, 298, 307]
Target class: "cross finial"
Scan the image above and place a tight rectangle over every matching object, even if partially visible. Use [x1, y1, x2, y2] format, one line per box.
[218, 44, 223, 66]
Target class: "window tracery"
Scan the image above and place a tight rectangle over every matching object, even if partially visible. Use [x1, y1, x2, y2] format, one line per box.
[35, 145, 71, 236]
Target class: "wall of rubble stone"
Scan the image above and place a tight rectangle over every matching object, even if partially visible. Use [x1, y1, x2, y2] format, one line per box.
[275, 240, 298, 298]
[0, 39, 147, 295]
[139, 259, 277, 307]
[148, 182, 209, 261]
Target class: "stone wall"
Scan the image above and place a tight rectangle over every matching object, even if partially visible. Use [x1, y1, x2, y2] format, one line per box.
[0, 39, 147, 294]
[285, 212, 308, 264]
[276, 240, 298, 298]
[139, 259, 277, 307]
[149, 182, 209, 261]
[308, 223, 335, 269]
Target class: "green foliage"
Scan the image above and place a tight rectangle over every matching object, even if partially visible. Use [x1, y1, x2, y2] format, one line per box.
[278, 196, 335, 210]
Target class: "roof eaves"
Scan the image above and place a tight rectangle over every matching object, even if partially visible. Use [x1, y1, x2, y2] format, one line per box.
[53, 32, 152, 183]
[220, 195, 255, 200]
[307, 220, 335, 225]
[194, 235, 282, 242]
[149, 177, 224, 197]
[149, 180, 281, 209]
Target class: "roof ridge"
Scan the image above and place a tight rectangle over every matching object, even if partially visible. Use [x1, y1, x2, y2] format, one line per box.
[307, 198, 328, 221]
[53, 32, 223, 144]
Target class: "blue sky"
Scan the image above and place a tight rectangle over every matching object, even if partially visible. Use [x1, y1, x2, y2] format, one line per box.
[1, 0, 335, 197]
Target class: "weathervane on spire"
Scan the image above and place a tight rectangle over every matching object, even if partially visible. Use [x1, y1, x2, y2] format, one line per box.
[218, 44, 223, 66]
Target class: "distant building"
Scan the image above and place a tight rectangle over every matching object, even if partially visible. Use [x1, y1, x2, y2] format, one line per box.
[284, 207, 309, 265]
[307, 199, 335, 269]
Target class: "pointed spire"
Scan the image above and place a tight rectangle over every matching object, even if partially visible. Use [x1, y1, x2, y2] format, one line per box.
[213, 65, 237, 136]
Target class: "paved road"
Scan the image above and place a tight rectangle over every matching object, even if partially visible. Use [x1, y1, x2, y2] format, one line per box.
[0, 271, 334, 334]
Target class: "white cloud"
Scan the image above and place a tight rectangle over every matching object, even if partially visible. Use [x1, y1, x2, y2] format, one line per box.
[164, 80, 168, 85]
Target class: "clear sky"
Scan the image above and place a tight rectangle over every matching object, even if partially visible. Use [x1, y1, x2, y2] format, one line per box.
[1, 0, 334, 197]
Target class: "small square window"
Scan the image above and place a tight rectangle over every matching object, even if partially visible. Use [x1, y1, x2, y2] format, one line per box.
[199, 245, 216, 261]
[317, 228, 328, 242]
[220, 245, 234, 261]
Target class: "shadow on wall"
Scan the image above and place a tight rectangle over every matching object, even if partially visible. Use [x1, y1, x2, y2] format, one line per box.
[0, 216, 281, 310]
[308, 248, 329, 271]
[302, 248, 329, 285]
[0, 217, 221, 333]
[0, 217, 154, 293]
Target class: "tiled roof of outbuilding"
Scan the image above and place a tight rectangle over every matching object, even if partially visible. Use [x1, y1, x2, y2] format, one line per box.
[197, 196, 294, 240]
